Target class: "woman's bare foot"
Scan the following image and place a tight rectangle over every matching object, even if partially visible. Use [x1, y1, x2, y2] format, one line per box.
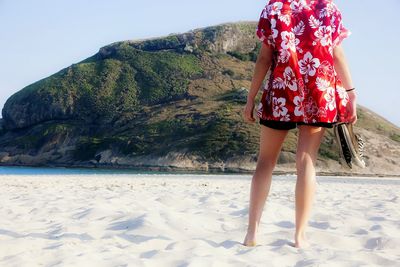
[294, 232, 310, 249]
[243, 230, 257, 247]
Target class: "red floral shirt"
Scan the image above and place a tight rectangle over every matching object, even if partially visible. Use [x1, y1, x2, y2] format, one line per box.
[256, 0, 351, 123]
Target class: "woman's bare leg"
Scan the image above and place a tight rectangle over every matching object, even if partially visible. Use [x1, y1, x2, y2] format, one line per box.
[294, 125, 326, 248]
[243, 125, 289, 246]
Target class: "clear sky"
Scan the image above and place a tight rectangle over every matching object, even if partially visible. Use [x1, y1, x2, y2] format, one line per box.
[1, 0, 399, 126]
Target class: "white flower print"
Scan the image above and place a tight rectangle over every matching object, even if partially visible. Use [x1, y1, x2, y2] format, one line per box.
[270, 19, 278, 39]
[336, 85, 349, 107]
[292, 21, 305, 53]
[314, 26, 333, 46]
[294, 95, 304, 116]
[273, 97, 288, 118]
[263, 67, 272, 91]
[268, 37, 275, 47]
[273, 77, 285, 89]
[284, 66, 298, 91]
[328, 46, 334, 57]
[267, 90, 275, 105]
[257, 102, 263, 118]
[293, 21, 305, 36]
[315, 77, 332, 92]
[278, 48, 290, 63]
[280, 114, 291, 122]
[330, 15, 338, 34]
[299, 52, 320, 76]
[290, 0, 309, 14]
[324, 87, 336, 111]
[319, 3, 335, 18]
[261, 8, 268, 19]
[281, 31, 299, 52]
[297, 78, 306, 98]
[304, 97, 319, 118]
[309, 15, 322, 29]
[318, 60, 334, 77]
[267, 2, 283, 16]
[279, 13, 291, 26]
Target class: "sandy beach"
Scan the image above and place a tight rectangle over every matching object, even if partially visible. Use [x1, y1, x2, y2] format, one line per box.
[0, 173, 399, 267]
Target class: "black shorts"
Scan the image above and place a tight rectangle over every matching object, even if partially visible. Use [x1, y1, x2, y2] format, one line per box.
[259, 118, 334, 130]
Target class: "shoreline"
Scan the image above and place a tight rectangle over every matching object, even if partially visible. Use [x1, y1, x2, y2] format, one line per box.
[0, 162, 399, 178]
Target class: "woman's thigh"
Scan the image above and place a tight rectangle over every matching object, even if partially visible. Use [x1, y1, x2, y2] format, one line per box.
[296, 125, 326, 163]
[258, 125, 289, 164]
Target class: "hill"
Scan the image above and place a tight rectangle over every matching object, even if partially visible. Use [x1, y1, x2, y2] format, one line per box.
[0, 22, 399, 176]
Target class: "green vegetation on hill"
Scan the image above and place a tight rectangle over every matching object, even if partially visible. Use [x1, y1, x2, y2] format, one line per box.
[2, 42, 203, 127]
[112, 43, 202, 105]
[72, 101, 259, 162]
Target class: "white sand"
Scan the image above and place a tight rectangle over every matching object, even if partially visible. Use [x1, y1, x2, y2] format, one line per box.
[0, 173, 399, 267]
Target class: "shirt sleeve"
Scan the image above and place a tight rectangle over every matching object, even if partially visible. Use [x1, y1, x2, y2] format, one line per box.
[331, 6, 351, 47]
[256, 6, 276, 48]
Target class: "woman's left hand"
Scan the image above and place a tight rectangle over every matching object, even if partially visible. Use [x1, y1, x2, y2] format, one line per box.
[347, 91, 357, 124]
[243, 100, 256, 123]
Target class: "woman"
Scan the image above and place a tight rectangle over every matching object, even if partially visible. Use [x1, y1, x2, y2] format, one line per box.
[242, 0, 357, 248]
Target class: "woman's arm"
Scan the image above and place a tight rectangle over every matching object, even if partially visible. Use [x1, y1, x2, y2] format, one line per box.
[333, 45, 357, 124]
[333, 45, 353, 89]
[243, 43, 273, 123]
[247, 43, 273, 102]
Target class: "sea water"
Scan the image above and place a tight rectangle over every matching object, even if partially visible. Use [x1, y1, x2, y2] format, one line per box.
[0, 166, 399, 185]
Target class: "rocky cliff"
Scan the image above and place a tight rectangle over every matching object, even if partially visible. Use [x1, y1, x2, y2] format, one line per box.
[1, 22, 399, 176]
